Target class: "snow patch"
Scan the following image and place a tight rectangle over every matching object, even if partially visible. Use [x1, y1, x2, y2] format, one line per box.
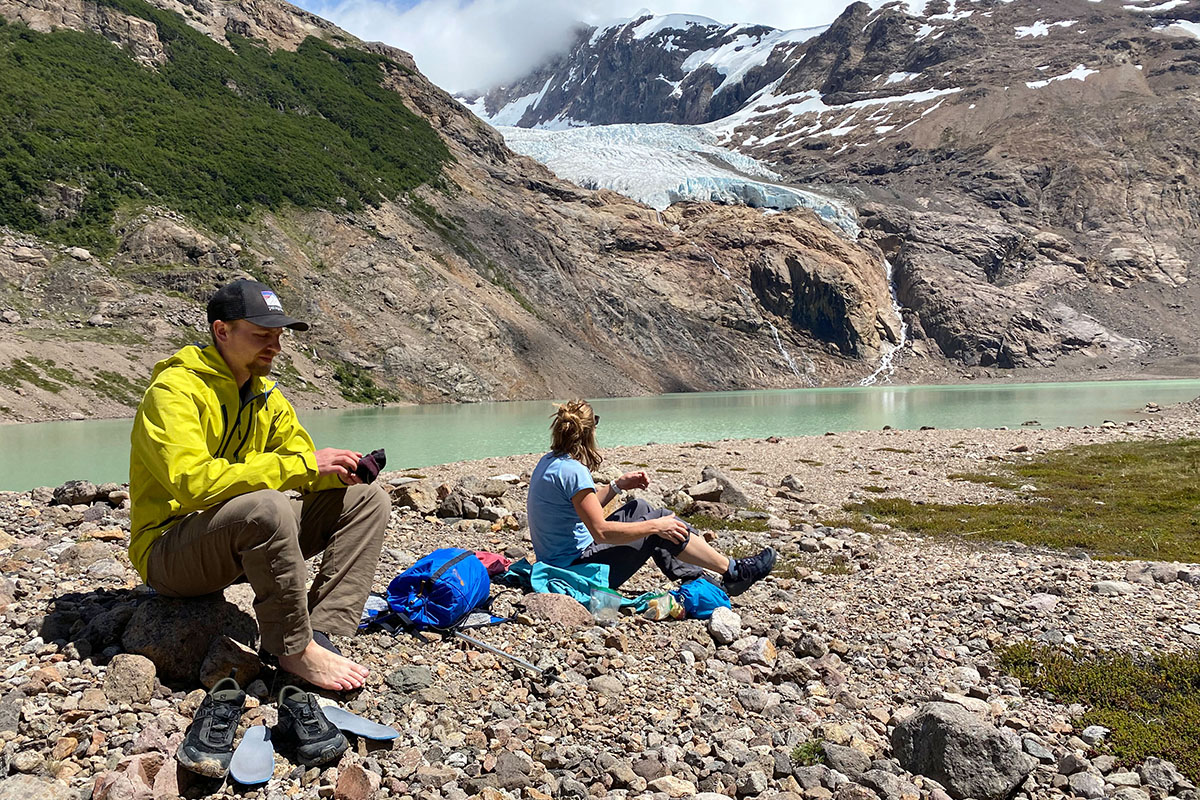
[1026, 64, 1098, 88]
[1160, 18, 1200, 35]
[1015, 20, 1078, 37]
[885, 71, 920, 84]
[632, 13, 720, 40]
[1125, 0, 1189, 10]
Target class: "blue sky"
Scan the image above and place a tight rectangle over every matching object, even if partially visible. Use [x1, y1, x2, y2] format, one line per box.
[295, 0, 863, 93]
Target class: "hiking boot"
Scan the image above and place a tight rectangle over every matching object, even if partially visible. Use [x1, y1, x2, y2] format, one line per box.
[723, 546, 778, 597]
[274, 686, 348, 767]
[176, 677, 246, 777]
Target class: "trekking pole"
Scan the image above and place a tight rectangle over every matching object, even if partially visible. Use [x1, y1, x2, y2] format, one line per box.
[450, 630, 558, 682]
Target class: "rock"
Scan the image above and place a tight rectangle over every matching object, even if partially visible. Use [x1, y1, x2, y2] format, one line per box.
[589, 675, 624, 699]
[1022, 593, 1059, 612]
[335, 763, 382, 800]
[649, 775, 698, 797]
[891, 702, 1034, 800]
[11, 750, 43, 773]
[1079, 725, 1109, 745]
[860, 769, 920, 800]
[392, 482, 438, 514]
[58, 541, 112, 570]
[687, 479, 724, 502]
[1058, 753, 1088, 775]
[0, 311, 20, 325]
[1093, 581, 1133, 596]
[520, 593, 594, 628]
[459, 476, 511, 498]
[53, 479, 100, 505]
[708, 606, 741, 645]
[1111, 790, 1150, 800]
[121, 594, 258, 682]
[0, 690, 23, 734]
[87, 314, 109, 327]
[103, 654, 156, 704]
[199, 635, 262, 688]
[736, 769, 768, 796]
[700, 466, 754, 507]
[833, 785, 878, 800]
[1138, 758, 1183, 790]
[738, 637, 778, 667]
[821, 743, 871, 781]
[68, 246, 92, 260]
[0, 775, 63, 800]
[781, 475, 804, 491]
[1068, 772, 1105, 799]
[385, 666, 433, 693]
[795, 633, 829, 659]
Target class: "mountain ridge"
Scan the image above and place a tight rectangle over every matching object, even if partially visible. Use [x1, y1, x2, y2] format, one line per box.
[467, 0, 1200, 377]
[0, 0, 913, 423]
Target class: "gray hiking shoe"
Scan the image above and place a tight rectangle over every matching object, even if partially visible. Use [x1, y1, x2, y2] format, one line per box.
[176, 677, 245, 777]
[723, 546, 778, 596]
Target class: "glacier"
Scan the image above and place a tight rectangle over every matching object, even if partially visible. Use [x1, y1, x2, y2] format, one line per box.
[496, 123, 860, 236]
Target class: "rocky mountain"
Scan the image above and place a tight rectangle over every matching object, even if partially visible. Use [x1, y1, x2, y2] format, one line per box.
[470, 0, 1200, 378]
[0, 0, 909, 423]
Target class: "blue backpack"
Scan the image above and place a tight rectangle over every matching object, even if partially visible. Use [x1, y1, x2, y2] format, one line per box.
[386, 548, 491, 631]
[672, 579, 731, 619]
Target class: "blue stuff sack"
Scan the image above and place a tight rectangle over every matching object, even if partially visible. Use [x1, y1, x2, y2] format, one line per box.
[386, 548, 490, 631]
[672, 579, 731, 619]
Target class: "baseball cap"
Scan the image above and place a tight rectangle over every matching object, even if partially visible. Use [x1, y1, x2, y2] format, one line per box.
[206, 279, 309, 331]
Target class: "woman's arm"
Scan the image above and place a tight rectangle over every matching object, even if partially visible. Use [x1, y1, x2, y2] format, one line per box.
[595, 469, 652, 506]
[571, 488, 689, 545]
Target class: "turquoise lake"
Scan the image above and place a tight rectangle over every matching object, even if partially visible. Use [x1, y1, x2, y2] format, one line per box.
[2, 379, 1198, 492]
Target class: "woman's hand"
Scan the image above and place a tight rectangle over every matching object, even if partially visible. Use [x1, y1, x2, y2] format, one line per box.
[648, 513, 689, 543]
[616, 470, 650, 491]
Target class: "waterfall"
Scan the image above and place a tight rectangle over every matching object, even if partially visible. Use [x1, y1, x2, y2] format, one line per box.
[699, 250, 810, 383]
[859, 257, 909, 386]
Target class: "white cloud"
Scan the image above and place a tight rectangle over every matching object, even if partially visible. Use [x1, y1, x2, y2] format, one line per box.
[299, 0, 868, 93]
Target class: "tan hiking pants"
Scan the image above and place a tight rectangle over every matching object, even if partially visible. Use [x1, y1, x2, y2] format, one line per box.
[145, 484, 390, 657]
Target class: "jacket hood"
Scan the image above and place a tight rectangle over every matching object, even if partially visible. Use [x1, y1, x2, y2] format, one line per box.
[150, 344, 276, 395]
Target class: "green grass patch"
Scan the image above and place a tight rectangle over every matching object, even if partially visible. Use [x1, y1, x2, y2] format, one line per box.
[332, 362, 398, 405]
[18, 326, 148, 346]
[842, 439, 1200, 561]
[656, 468, 682, 474]
[862, 485, 889, 494]
[89, 370, 141, 404]
[684, 514, 768, 533]
[797, 458, 824, 466]
[998, 642, 1200, 781]
[791, 740, 825, 767]
[0, 0, 450, 251]
[874, 447, 916, 454]
[0, 357, 76, 393]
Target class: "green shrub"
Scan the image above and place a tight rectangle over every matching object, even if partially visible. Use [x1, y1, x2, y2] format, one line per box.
[998, 642, 1200, 781]
[791, 740, 825, 767]
[0, 0, 450, 251]
[332, 362, 397, 405]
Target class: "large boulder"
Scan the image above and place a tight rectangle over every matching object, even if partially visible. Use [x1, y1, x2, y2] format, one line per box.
[891, 702, 1034, 800]
[121, 593, 257, 683]
[392, 482, 438, 515]
[700, 466, 753, 508]
[520, 593, 594, 628]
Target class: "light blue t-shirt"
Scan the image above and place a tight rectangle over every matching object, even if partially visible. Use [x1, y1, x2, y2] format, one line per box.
[527, 452, 596, 566]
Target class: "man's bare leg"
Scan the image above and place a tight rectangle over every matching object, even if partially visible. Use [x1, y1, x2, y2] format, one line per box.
[278, 639, 370, 691]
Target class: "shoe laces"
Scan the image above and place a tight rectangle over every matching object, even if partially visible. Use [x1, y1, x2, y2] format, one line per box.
[287, 694, 329, 736]
[202, 699, 242, 737]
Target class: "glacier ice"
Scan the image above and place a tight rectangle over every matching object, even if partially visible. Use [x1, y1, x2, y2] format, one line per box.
[497, 122, 860, 236]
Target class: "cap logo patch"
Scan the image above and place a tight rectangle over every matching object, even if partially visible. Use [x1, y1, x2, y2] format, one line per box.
[261, 290, 284, 313]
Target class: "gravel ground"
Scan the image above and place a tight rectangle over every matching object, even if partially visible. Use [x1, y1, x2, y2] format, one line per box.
[0, 402, 1198, 800]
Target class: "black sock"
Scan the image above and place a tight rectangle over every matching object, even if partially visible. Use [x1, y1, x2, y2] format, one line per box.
[311, 630, 342, 656]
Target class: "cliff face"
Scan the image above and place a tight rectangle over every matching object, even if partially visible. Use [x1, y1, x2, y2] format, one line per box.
[0, 0, 900, 422]
[475, 0, 1200, 380]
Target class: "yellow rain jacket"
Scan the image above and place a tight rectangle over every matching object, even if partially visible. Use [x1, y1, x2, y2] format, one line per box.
[128, 344, 343, 580]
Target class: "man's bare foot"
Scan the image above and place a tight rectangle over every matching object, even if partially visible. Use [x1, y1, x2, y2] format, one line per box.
[278, 640, 370, 692]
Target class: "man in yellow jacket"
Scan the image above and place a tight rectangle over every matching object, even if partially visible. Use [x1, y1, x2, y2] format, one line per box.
[129, 279, 389, 692]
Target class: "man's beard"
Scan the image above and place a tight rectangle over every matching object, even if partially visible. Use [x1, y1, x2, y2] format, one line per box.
[248, 360, 273, 378]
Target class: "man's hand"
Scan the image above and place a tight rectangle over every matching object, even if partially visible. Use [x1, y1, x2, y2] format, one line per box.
[616, 470, 650, 491]
[315, 448, 364, 485]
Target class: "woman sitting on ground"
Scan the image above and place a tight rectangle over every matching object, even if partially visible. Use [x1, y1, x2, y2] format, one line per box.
[526, 399, 776, 594]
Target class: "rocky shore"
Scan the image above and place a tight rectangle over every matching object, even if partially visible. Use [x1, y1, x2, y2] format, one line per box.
[1, 402, 1199, 800]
